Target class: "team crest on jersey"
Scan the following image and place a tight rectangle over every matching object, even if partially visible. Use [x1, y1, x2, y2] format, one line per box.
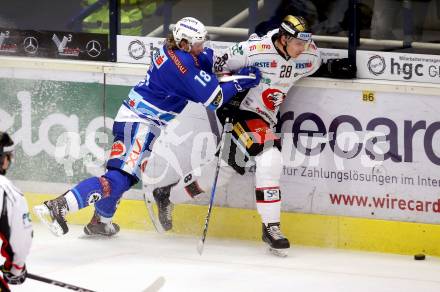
[153, 48, 168, 69]
[261, 88, 285, 111]
[231, 44, 243, 55]
[87, 192, 102, 205]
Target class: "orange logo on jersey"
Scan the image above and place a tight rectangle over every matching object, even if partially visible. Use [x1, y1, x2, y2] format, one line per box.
[126, 138, 143, 168]
[110, 141, 126, 159]
[167, 49, 188, 74]
[249, 44, 271, 52]
[261, 88, 286, 111]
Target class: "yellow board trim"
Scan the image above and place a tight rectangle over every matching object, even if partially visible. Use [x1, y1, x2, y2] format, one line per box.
[26, 193, 440, 257]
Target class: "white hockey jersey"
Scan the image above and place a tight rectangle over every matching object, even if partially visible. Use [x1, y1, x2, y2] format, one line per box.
[0, 175, 32, 272]
[214, 29, 321, 126]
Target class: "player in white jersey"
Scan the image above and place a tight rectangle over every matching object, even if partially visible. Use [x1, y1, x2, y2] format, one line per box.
[150, 16, 321, 256]
[0, 132, 33, 290]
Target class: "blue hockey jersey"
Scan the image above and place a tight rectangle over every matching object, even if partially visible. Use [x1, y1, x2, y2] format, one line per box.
[118, 46, 235, 126]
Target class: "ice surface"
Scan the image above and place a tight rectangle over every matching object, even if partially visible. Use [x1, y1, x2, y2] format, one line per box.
[14, 224, 440, 292]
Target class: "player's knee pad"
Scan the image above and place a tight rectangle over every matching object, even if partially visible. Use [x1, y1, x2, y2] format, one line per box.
[101, 169, 135, 200]
[255, 147, 282, 187]
[71, 169, 135, 209]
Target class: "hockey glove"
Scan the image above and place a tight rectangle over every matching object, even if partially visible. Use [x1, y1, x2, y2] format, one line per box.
[234, 66, 262, 92]
[1, 264, 27, 285]
[216, 91, 247, 125]
[327, 58, 356, 79]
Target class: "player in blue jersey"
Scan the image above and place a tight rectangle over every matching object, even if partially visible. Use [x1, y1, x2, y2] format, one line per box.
[34, 17, 261, 236]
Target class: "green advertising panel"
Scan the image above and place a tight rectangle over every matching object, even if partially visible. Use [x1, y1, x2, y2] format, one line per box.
[0, 76, 131, 185]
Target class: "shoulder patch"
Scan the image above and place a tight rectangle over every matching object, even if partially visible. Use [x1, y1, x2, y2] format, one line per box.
[231, 43, 244, 56]
[153, 47, 168, 69]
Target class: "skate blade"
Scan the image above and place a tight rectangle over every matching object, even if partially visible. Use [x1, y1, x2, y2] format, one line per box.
[33, 205, 65, 237]
[83, 225, 119, 237]
[143, 193, 165, 234]
[83, 229, 116, 238]
[268, 247, 288, 257]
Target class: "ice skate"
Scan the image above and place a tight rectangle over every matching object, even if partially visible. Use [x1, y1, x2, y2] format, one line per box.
[262, 222, 290, 257]
[34, 195, 69, 236]
[84, 211, 120, 237]
[152, 184, 175, 231]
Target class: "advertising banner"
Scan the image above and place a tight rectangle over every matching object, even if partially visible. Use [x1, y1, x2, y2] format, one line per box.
[357, 51, 440, 84]
[2, 62, 440, 224]
[0, 28, 109, 61]
[275, 86, 440, 223]
[117, 35, 244, 64]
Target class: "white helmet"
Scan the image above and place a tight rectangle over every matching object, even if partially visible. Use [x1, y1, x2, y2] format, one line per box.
[173, 17, 207, 51]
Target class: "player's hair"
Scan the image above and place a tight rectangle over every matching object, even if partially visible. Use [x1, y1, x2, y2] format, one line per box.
[166, 32, 190, 51]
[166, 32, 179, 50]
[165, 32, 187, 50]
[0, 132, 13, 175]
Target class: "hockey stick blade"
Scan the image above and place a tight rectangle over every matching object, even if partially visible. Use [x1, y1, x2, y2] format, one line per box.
[143, 193, 165, 234]
[197, 203, 213, 255]
[142, 276, 166, 292]
[218, 74, 256, 82]
[28, 273, 96, 291]
[196, 238, 205, 255]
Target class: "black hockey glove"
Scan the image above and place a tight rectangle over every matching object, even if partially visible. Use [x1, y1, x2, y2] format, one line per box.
[216, 90, 248, 125]
[313, 58, 356, 79]
[1, 264, 27, 285]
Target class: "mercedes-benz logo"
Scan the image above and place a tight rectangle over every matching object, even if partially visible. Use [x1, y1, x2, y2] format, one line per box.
[23, 36, 38, 54]
[128, 40, 146, 60]
[86, 40, 102, 58]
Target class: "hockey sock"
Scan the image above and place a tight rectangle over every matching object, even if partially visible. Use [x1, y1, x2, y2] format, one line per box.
[255, 148, 283, 224]
[169, 157, 235, 204]
[69, 169, 133, 217]
[255, 187, 281, 223]
[94, 169, 134, 218]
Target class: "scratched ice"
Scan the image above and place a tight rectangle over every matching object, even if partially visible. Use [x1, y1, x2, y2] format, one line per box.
[14, 224, 440, 292]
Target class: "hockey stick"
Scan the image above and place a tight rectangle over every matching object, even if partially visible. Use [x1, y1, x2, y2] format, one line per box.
[142, 191, 165, 234]
[143, 74, 254, 234]
[197, 117, 232, 255]
[218, 74, 256, 83]
[27, 273, 96, 291]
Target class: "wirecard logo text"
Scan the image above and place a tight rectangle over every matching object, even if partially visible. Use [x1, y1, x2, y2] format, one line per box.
[278, 110, 440, 166]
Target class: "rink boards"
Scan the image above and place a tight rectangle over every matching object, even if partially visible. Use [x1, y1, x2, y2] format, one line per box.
[1, 55, 440, 257]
